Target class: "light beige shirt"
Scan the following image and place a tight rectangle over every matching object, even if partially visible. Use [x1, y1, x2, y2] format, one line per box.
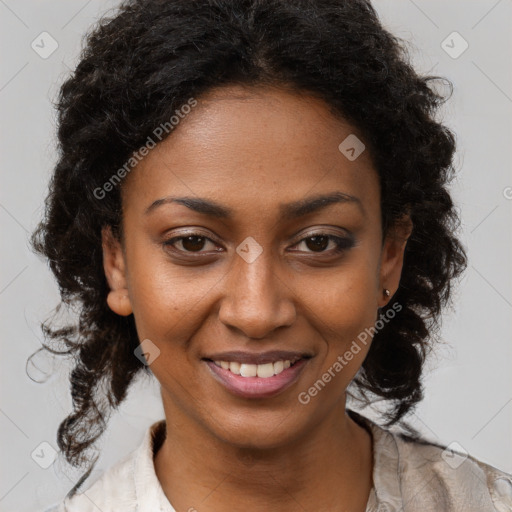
[46, 411, 512, 511]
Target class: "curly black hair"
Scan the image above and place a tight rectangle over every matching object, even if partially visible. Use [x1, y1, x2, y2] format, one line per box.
[31, 0, 467, 485]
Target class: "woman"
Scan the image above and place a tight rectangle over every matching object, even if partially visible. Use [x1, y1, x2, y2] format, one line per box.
[34, 0, 511, 510]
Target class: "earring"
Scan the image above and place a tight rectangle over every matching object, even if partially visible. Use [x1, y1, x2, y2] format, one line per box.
[384, 288, 390, 297]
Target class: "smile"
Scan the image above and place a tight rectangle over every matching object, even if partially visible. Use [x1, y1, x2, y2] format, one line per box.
[212, 357, 301, 378]
[203, 355, 310, 399]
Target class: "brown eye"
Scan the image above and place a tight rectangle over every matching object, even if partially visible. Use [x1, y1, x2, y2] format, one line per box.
[181, 235, 206, 252]
[304, 235, 330, 252]
[163, 234, 218, 254]
[292, 233, 355, 255]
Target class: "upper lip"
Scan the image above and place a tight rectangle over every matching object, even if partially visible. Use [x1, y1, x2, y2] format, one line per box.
[203, 350, 312, 365]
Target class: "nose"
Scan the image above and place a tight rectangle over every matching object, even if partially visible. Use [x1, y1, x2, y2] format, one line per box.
[218, 249, 296, 339]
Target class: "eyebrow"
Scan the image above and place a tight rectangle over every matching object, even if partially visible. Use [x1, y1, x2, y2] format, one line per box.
[144, 191, 364, 219]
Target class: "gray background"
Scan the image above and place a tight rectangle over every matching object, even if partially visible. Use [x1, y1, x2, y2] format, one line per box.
[1, 1, 511, 510]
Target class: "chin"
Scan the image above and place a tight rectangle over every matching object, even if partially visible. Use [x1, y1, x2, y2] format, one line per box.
[205, 408, 308, 450]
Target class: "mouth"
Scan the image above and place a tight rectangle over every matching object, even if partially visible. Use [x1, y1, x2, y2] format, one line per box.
[206, 356, 303, 378]
[202, 351, 312, 398]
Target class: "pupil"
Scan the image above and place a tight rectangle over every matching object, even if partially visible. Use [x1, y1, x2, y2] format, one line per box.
[182, 236, 205, 252]
[306, 236, 328, 252]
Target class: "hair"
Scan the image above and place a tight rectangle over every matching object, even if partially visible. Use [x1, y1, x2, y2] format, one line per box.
[31, 0, 467, 490]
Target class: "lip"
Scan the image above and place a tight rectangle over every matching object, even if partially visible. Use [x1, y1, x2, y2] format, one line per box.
[203, 356, 310, 399]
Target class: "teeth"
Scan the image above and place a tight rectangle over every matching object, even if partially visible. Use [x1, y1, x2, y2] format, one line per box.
[256, 362, 274, 378]
[229, 361, 241, 375]
[274, 360, 284, 374]
[240, 363, 257, 377]
[213, 359, 297, 378]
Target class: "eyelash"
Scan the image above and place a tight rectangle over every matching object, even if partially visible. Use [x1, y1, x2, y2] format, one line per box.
[162, 232, 354, 256]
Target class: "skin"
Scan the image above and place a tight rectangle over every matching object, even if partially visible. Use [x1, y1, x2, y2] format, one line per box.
[102, 84, 412, 512]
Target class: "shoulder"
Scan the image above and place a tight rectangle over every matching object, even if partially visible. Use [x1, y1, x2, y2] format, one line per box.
[48, 450, 138, 512]
[45, 420, 167, 512]
[384, 426, 512, 511]
[349, 410, 512, 512]
[393, 430, 512, 511]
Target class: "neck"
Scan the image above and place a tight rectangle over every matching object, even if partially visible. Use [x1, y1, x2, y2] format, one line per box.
[154, 397, 373, 512]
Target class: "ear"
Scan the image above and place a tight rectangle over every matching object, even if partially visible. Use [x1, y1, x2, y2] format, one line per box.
[102, 226, 133, 316]
[378, 214, 413, 307]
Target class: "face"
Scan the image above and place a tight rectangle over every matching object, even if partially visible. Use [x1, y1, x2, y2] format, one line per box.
[103, 85, 410, 449]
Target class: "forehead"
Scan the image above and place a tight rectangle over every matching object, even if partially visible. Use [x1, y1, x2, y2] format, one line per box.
[121, 85, 380, 217]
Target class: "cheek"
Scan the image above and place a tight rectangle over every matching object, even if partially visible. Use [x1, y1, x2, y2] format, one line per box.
[125, 242, 221, 344]
[309, 256, 379, 327]
[301, 255, 380, 370]
[130, 280, 220, 349]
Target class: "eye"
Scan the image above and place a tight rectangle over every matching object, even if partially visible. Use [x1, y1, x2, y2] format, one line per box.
[292, 234, 354, 254]
[162, 232, 354, 256]
[163, 234, 221, 254]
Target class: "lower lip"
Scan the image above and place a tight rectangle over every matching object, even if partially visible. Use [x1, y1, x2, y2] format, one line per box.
[204, 359, 309, 399]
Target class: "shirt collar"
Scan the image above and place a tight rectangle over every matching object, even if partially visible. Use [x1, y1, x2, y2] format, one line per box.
[349, 410, 403, 511]
[134, 419, 175, 512]
[132, 412, 403, 511]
